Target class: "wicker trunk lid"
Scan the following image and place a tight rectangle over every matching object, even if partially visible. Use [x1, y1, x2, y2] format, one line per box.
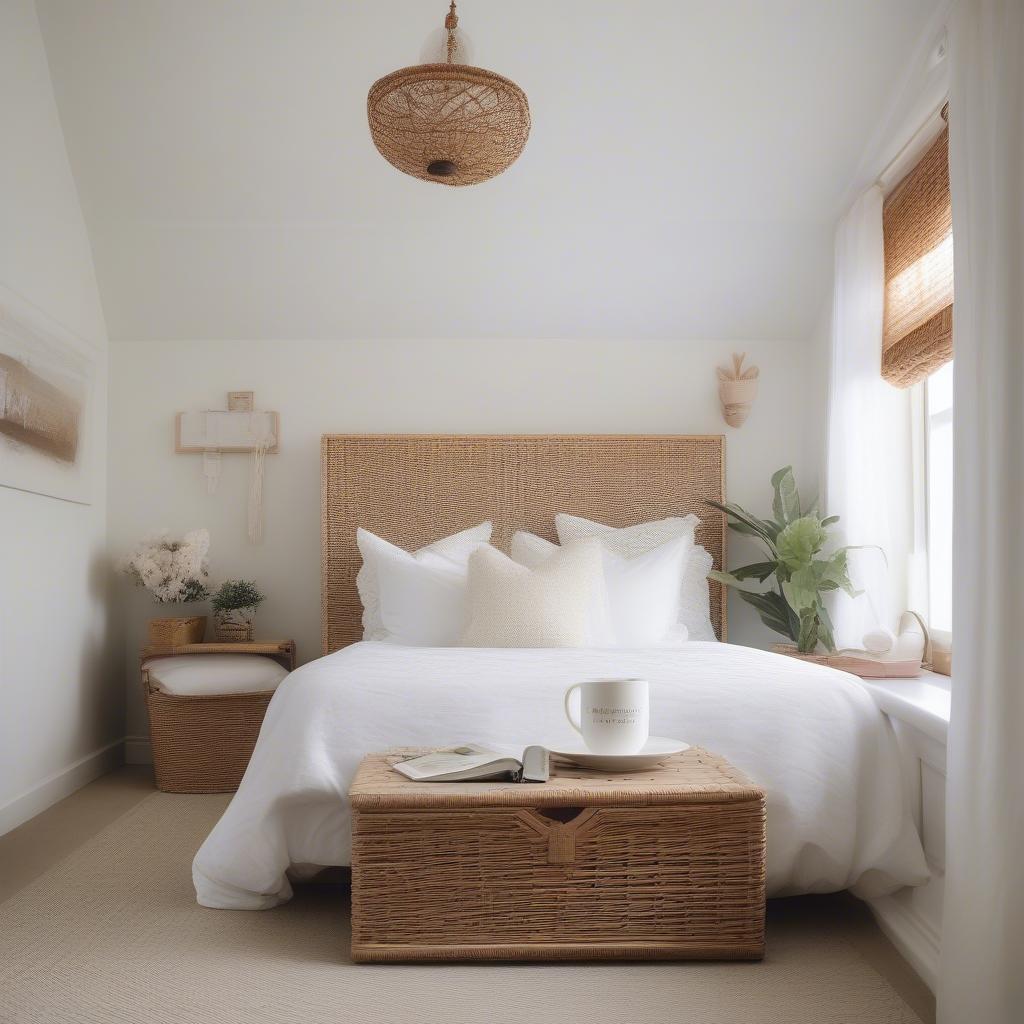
[349, 747, 766, 962]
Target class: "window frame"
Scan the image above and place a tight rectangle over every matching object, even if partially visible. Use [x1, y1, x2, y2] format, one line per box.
[920, 362, 954, 671]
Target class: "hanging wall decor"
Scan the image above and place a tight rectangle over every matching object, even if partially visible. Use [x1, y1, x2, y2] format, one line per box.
[367, 2, 530, 186]
[175, 391, 278, 543]
[717, 353, 759, 428]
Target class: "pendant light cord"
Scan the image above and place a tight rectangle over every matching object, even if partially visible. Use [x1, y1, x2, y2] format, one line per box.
[445, 1, 458, 63]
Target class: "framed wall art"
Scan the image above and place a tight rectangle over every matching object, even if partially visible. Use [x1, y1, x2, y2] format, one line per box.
[0, 285, 99, 505]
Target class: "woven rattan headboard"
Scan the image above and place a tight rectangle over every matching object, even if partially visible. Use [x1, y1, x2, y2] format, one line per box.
[321, 434, 727, 655]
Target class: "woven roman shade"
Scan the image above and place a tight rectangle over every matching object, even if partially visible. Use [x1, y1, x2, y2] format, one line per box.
[882, 123, 953, 387]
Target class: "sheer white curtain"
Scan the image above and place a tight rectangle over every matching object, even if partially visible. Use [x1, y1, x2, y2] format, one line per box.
[825, 189, 909, 649]
[939, 2, 1024, 1022]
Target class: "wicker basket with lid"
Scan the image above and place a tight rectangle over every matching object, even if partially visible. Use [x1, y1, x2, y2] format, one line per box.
[349, 746, 766, 962]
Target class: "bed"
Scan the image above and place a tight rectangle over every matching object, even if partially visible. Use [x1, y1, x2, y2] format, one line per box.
[192, 434, 927, 910]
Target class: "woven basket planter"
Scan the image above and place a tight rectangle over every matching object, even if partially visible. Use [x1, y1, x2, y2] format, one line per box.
[349, 747, 766, 962]
[213, 607, 256, 643]
[147, 615, 206, 649]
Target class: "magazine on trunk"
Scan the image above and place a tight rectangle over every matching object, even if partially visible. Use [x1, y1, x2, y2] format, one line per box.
[392, 744, 550, 783]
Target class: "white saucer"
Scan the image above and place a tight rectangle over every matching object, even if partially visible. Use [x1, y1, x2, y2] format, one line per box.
[549, 737, 690, 773]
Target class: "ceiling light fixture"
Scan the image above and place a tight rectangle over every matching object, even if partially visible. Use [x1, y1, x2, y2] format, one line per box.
[367, 2, 530, 187]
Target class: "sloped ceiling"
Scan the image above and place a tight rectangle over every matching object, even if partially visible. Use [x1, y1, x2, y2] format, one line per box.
[36, 0, 943, 342]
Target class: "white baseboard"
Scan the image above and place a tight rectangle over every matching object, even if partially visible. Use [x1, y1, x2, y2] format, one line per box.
[124, 734, 152, 765]
[0, 739, 125, 837]
[869, 892, 941, 993]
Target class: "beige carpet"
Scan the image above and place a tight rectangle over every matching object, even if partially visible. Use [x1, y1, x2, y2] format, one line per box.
[0, 792, 922, 1024]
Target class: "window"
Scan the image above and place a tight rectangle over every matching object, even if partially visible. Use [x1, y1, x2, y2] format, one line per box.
[882, 107, 954, 671]
[924, 362, 953, 634]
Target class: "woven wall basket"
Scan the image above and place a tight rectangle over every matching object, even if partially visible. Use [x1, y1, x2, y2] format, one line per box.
[367, 3, 530, 187]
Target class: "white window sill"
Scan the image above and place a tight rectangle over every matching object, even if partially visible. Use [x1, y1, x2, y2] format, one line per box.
[860, 670, 951, 744]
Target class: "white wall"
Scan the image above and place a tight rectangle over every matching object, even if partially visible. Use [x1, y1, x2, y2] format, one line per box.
[35, 0, 941, 346]
[0, 1, 115, 831]
[110, 338, 823, 748]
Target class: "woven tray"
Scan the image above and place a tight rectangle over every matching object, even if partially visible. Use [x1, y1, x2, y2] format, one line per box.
[349, 747, 766, 962]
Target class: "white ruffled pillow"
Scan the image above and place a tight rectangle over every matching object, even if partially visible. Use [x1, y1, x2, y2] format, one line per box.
[462, 540, 607, 648]
[680, 546, 717, 641]
[356, 523, 492, 645]
[511, 531, 689, 647]
[555, 513, 717, 642]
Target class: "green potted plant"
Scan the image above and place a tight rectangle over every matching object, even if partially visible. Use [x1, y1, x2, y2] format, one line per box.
[708, 467, 869, 656]
[210, 579, 265, 643]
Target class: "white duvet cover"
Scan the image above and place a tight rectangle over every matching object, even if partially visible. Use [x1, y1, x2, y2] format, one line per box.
[193, 642, 928, 910]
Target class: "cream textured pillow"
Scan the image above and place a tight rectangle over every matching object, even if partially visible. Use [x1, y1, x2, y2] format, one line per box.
[461, 539, 606, 648]
[555, 512, 717, 641]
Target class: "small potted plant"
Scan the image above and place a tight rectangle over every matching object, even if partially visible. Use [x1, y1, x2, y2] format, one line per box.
[210, 579, 265, 642]
[707, 467, 869, 657]
[120, 529, 211, 647]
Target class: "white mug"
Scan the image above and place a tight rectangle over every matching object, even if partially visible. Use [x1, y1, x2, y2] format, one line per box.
[563, 678, 650, 755]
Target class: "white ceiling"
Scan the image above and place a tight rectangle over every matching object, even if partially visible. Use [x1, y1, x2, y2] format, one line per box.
[36, 0, 944, 343]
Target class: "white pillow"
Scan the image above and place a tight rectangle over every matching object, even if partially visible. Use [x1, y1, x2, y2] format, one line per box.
[462, 540, 606, 648]
[681, 546, 717, 641]
[555, 512, 699, 557]
[356, 523, 492, 646]
[555, 512, 717, 641]
[144, 655, 288, 696]
[512, 531, 688, 647]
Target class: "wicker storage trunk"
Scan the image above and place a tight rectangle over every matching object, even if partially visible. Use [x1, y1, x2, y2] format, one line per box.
[349, 747, 766, 962]
[141, 641, 295, 793]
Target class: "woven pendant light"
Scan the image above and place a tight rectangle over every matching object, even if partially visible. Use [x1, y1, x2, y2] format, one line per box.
[367, 2, 530, 187]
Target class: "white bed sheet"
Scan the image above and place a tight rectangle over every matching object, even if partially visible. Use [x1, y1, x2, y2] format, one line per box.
[192, 642, 928, 910]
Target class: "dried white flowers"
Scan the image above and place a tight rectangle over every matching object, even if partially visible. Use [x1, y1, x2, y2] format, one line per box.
[119, 529, 211, 603]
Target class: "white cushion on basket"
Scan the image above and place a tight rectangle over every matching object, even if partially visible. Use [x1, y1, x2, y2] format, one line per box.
[144, 655, 288, 696]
